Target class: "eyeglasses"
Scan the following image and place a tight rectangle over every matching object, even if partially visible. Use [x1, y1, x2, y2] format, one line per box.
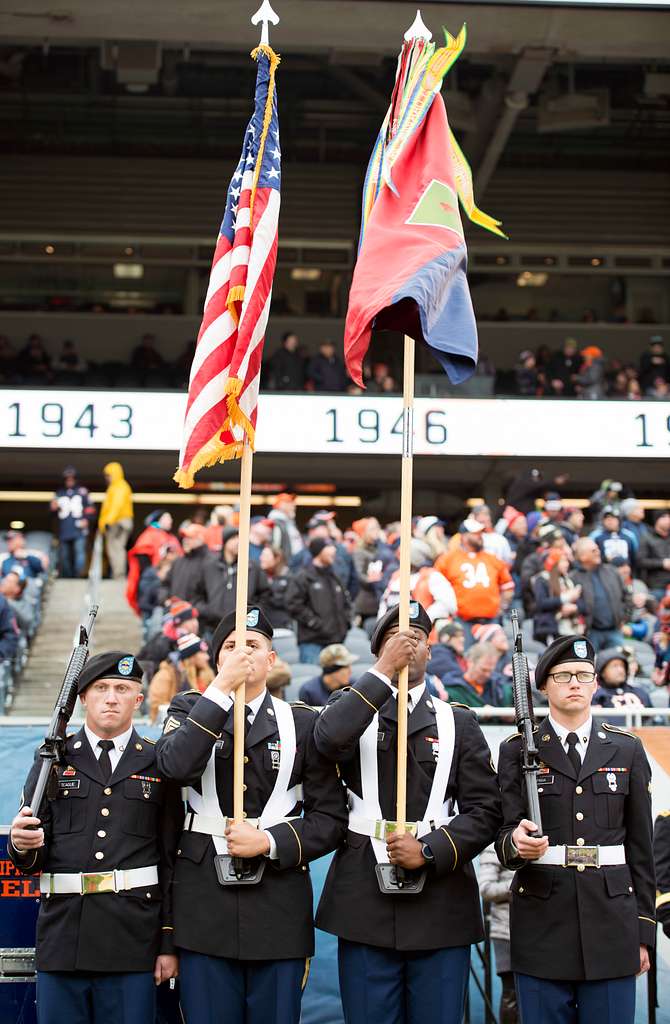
[547, 671, 596, 686]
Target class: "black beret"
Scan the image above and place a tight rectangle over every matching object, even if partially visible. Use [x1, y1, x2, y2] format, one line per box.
[212, 606, 274, 663]
[77, 651, 143, 694]
[370, 601, 432, 656]
[596, 646, 629, 677]
[534, 635, 596, 690]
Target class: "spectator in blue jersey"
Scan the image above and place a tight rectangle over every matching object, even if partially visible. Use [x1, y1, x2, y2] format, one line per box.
[0, 594, 19, 663]
[590, 507, 637, 567]
[298, 643, 359, 706]
[49, 465, 95, 578]
[619, 499, 649, 554]
[0, 530, 46, 579]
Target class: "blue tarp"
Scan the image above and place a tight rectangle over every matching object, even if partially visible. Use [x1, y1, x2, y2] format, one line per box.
[0, 724, 666, 1024]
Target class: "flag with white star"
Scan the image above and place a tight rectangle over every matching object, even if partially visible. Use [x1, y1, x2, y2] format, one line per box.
[175, 45, 281, 487]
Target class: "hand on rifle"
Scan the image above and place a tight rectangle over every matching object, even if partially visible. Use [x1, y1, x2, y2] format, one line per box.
[375, 631, 417, 678]
[511, 819, 549, 860]
[225, 821, 271, 858]
[10, 806, 44, 853]
[386, 830, 425, 870]
[212, 648, 255, 696]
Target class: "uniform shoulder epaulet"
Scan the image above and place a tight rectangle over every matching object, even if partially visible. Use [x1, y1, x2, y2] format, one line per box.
[182, 689, 201, 696]
[603, 722, 638, 739]
[290, 700, 318, 713]
[142, 735, 156, 744]
[504, 732, 523, 742]
[449, 701, 476, 713]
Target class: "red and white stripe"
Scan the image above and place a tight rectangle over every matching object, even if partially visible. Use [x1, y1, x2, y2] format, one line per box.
[178, 169, 280, 477]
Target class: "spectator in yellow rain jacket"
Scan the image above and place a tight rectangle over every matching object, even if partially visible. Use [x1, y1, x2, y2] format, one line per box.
[99, 461, 134, 578]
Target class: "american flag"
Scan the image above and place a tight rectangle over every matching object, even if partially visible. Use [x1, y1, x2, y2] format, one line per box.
[175, 46, 281, 488]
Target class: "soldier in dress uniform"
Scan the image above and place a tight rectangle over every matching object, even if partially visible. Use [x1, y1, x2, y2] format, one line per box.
[653, 808, 670, 937]
[154, 605, 347, 1024]
[8, 651, 183, 1024]
[312, 601, 502, 1024]
[496, 634, 656, 1024]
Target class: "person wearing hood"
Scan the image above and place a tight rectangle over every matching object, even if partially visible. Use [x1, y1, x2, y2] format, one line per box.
[592, 647, 651, 720]
[126, 510, 182, 616]
[98, 462, 134, 579]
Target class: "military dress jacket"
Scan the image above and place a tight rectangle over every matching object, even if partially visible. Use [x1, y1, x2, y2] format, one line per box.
[9, 728, 184, 973]
[653, 810, 670, 936]
[154, 689, 347, 960]
[313, 671, 502, 951]
[496, 721, 656, 981]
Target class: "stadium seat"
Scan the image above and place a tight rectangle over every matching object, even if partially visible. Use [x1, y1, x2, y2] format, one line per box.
[272, 631, 300, 665]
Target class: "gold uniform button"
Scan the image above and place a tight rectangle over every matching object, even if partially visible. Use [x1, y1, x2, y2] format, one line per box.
[63, 791, 69, 798]
[97, 830, 106, 838]
[576, 812, 584, 821]
[104, 787, 112, 796]
[242, 812, 248, 819]
[95, 852, 104, 861]
[628, 886, 633, 893]
[177, 849, 182, 856]
[301, 865, 307, 872]
[519, 886, 525, 894]
[576, 838, 585, 847]
[146, 892, 152, 899]
[575, 786, 583, 795]
[244, 756, 249, 764]
[242, 784, 247, 792]
[577, 864, 586, 872]
[101, 808, 110, 817]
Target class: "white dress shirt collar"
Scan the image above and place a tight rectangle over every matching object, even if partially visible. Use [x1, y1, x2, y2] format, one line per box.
[84, 723, 134, 771]
[548, 714, 593, 761]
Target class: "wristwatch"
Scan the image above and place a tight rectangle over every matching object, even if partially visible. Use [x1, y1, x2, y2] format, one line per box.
[421, 842, 435, 865]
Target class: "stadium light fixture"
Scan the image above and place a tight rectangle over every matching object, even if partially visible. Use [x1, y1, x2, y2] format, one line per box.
[291, 268, 322, 281]
[516, 271, 548, 287]
[113, 262, 144, 279]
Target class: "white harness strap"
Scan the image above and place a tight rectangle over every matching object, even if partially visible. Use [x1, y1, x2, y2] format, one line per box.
[187, 695, 302, 854]
[349, 699, 456, 864]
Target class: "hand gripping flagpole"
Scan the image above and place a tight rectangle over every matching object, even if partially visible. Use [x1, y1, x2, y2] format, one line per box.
[375, 9, 432, 900]
[218, 0, 280, 887]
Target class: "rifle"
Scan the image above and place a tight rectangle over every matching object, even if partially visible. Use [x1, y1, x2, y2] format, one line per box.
[28, 606, 98, 820]
[510, 610, 543, 837]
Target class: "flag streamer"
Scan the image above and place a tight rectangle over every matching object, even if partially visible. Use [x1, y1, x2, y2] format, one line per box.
[344, 25, 506, 390]
[174, 45, 281, 488]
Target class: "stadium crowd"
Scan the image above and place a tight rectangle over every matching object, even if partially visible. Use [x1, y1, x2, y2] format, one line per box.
[1, 329, 668, 400]
[2, 466, 670, 721]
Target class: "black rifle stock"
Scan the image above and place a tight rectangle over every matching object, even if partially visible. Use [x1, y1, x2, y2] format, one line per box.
[511, 610, 543, 837]
[28, 606, 98, 820]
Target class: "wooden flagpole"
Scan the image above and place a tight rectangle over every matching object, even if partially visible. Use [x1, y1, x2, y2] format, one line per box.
[395, 333, 415, 833]
[394, 10, 431, 839]
[233, 440, 254, 825]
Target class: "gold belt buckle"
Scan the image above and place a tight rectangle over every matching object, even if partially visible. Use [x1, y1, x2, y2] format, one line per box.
[565, 845, 599, 869]
[80, 871, 116, 895]
[381, 820, 417, 839]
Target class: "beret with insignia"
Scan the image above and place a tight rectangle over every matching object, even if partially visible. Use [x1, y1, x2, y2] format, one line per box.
[77, 651, 143, 694]
[370, 601, 432, 656]
[534, 634, 595, 690]
[212, 605, 274, 664]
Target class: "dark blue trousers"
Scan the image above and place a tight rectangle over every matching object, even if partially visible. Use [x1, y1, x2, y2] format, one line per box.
[36, 970, 155, 1024]
[179, 949, 306, 1024]
[515, 972, 636, 1024]
[338, 938, 470, 1024]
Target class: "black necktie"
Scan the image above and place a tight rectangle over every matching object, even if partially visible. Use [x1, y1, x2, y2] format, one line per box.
[245, 706, 253, 737]
[97, 740, 114, 782]
[566, 732, 581, 776]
